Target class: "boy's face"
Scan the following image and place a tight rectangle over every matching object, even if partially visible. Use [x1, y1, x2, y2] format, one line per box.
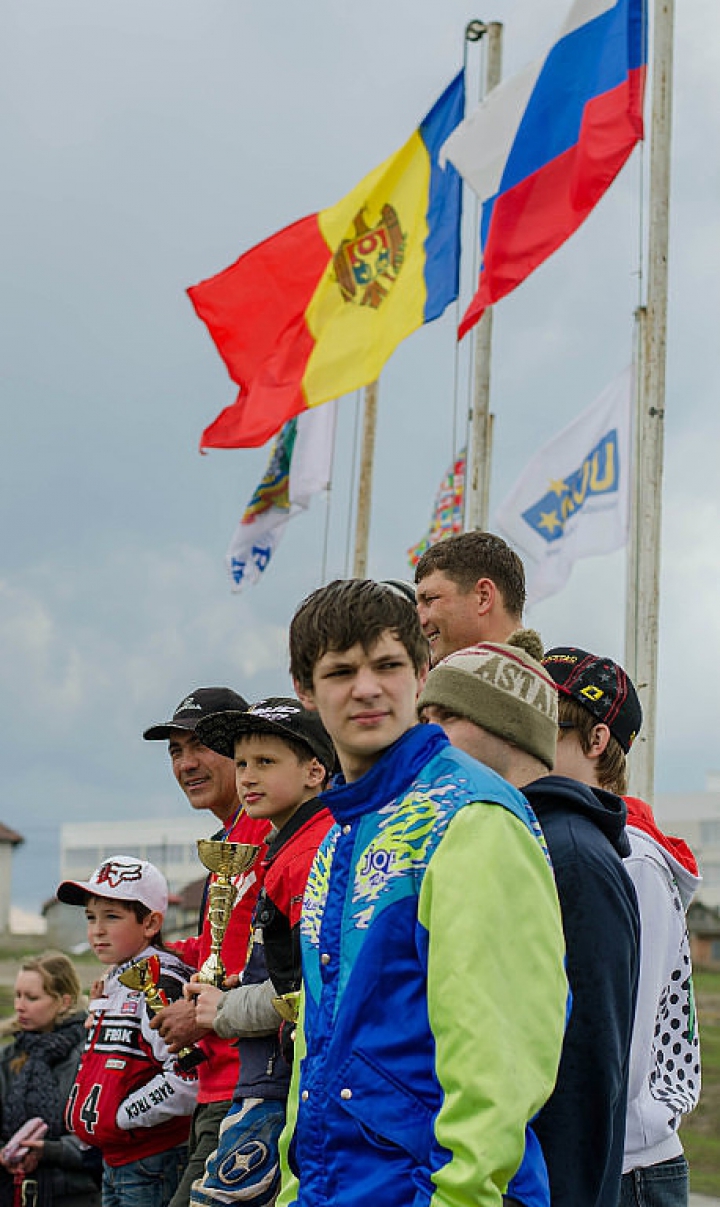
[553, 724, 604, 787]
[85, 896, 160, 966]
[234, 733, 325, 830]
[420, 704, 515, 781]
[297, 631, 428, 783]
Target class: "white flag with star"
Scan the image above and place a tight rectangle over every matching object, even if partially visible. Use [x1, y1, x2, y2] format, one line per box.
[493, 367, 632, 607]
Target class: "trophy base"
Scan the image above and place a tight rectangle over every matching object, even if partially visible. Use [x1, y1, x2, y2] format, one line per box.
[177, 1046, 207, 1073]
[196, 956, 225, 987]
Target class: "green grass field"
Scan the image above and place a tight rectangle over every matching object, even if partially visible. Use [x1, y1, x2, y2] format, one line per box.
[1, 941, 719, 1191]
[683, 970, 720, 1195]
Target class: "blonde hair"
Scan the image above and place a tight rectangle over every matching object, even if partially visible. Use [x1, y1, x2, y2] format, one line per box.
[19, 951, 82, 1017]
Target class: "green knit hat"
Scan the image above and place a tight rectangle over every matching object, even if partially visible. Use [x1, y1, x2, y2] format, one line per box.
[418, 630, 558, 770]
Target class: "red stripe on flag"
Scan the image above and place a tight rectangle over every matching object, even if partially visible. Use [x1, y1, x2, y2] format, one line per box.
[459, 67, 646, 338]
[200, 314, 317, 449]
[189, 213, 331, 446]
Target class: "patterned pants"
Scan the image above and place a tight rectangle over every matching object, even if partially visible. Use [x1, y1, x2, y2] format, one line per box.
[189, 1097, 286, 1207]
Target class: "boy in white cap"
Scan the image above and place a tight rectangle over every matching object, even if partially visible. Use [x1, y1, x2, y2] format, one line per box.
[58, 857, 199, 1207]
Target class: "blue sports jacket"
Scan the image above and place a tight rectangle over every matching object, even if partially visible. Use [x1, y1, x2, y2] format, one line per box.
[278, 725, 567, 1207]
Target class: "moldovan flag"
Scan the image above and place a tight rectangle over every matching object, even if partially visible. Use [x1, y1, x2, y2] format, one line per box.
[442, 0, 647, 337]
[227, 401, 336, 592]
[407, 449, 466, 566]
[493, 367, 632, 607]
[191, 73, 464, 450]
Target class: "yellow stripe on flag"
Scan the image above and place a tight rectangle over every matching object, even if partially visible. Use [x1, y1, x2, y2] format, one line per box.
[304, 130, 431, 406]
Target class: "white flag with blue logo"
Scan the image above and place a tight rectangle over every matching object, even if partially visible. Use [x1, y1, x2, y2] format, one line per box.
[493, 367, 632, 607]
[226, 401, 336, 593]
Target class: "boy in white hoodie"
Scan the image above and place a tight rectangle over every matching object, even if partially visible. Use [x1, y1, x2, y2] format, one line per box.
[543, 648, 701, 1207]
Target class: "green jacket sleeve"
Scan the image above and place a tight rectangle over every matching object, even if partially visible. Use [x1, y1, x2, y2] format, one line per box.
[417, 802, 567, 1207]
[276, 989, 304, 1207]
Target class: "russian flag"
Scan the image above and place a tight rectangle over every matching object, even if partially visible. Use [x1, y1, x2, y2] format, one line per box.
[443, 0, 647, 338]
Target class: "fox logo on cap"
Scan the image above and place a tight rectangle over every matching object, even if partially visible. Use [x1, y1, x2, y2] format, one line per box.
[95, 860, 144, 889]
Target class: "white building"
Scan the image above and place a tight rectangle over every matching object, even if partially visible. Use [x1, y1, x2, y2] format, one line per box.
[654, 771, 720, 908]
[0, 823, 23, 934]
[60, 815, 219, 896]
[49, 815, 219, 950]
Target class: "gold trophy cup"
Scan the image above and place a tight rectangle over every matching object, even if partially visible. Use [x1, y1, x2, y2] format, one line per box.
[118, 954, 206, 1071]
[195, 839, 261, 986]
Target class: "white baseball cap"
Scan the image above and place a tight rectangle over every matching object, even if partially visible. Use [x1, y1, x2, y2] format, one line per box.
[57, 855, 168, 914]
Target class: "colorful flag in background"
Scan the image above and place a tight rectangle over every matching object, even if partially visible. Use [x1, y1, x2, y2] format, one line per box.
[407, 449, 466, 567]
[442, 0, 647, 337]
[227, 401, 336, 592]
[493, 367, 632, 606]
[190, 73, 464, 450]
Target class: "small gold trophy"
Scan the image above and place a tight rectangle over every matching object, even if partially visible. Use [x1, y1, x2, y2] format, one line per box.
[272, 990, 301, 1024]
[118, 954, 205, 1071]
[195, 839, 261, 986]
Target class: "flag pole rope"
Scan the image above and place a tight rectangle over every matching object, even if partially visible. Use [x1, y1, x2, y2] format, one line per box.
[320, 404, 339, 585]
[343, 390, 362, 576]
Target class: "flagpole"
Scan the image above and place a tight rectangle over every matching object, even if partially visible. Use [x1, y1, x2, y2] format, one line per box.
[466, 21, 502, 531]
[625, 0, 674, 802]
[353, 380, 379, 576]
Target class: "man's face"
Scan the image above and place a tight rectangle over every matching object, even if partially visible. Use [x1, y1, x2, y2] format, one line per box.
[420, 703, 510, 776]
[297, 631, 427, 783]
[415, 570, 484, 665]
[168, 729, 239, 822]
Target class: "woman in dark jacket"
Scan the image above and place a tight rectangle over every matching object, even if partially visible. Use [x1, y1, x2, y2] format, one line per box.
[0, 951, 100, 1207]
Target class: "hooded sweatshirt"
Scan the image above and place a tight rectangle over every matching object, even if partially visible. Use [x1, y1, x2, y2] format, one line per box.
[523, 775, 640, 1207]
[621, 797, 702, 1172]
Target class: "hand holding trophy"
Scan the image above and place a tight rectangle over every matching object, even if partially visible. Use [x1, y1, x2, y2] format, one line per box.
[118, 954, 206, 1071]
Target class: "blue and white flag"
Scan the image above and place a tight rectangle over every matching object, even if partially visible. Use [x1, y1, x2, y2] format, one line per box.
[227, 401, 336, 592]
[493, 367, 632, 607]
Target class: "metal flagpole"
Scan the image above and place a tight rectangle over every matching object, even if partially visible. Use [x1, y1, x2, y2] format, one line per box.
[625, 0, 674, 801]
[465, 21, 502, 531]
[352, 380, 379, 576]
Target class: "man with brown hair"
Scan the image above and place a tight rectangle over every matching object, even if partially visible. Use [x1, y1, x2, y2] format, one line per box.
[414, 531, 525, 664]
[279, 579, 567, 1207]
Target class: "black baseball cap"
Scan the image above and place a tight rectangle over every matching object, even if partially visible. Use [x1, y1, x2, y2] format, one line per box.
[143, 687, 249, 742]
[195, 697, 335, 773]
[542, 647, 642, 753]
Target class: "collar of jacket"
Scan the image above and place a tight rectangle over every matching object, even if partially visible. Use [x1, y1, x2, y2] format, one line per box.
[524, 774, 631, 857]
[263, 795, 330, 865]
[321, 723, 449, 824]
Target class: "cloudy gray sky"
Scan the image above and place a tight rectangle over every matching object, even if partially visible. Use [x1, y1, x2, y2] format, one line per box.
[2, 1, 718, 913]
